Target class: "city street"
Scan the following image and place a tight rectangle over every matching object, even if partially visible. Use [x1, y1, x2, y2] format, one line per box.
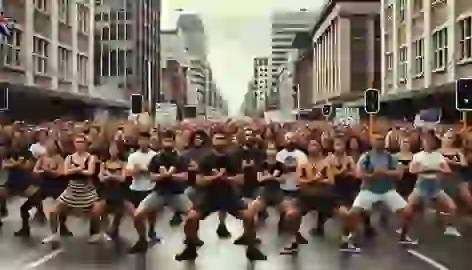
[0, 199, 469, 270]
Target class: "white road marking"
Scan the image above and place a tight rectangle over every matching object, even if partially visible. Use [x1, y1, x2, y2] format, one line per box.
[407, 249, 450, 270]
[23, 248, 64, 269]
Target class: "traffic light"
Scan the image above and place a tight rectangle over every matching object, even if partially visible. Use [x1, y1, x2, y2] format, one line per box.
[456, 78, 472, 111]
[130, 94, 143, 114]
[321, 104, 332, 117]
[364, 88, 380, 114]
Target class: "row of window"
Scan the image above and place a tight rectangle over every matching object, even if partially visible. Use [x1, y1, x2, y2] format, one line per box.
[3, 29, 88, 85]
[97, 24, 132, 41]
[387, 0, 445, 23]
[95, 11, 132, 22]
[385, 16, 472, 81]
[33, 0, 89, 34]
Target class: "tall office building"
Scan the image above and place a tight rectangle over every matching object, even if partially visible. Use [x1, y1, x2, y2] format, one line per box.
[176, 13, 212, 116]
[94, 0, 160, 103]
[253, 57, 269, 90]
[270, 11, 316, 87]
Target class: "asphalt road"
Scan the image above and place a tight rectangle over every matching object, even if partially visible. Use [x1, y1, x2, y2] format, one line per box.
[0, 199, 469, 270]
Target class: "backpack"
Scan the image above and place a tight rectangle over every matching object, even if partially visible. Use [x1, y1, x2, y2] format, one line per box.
[363, 151, 394, 171]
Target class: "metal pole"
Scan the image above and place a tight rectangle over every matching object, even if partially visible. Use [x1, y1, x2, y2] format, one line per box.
[151, 0, 162, 118]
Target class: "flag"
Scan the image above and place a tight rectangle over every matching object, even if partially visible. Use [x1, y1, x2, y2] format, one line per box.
[0, 12, 14, 37]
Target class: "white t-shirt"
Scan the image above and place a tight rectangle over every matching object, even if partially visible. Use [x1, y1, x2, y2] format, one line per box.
[412, 150, 446, 179]
[126, 149, 157, 191]
[29, 143, 46, 159]
[276, 149, 307, 191]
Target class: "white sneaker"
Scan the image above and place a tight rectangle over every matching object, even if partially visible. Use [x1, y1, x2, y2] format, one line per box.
[88, 233, 103, 243]
[444, 226, 461, 237]
[42, 233, 59, 244]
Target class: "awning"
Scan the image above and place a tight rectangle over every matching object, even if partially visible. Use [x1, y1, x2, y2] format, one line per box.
[343, 83, 455, 107]
[1, 82, 129, 109]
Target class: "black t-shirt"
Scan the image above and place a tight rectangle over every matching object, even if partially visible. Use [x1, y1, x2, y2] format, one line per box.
[238, 146, 264, 195]
[148, 150, 187, 194]
[182, 147, 208, 186]
[261, 160, 285, 191]
[198, 151, 241, 199]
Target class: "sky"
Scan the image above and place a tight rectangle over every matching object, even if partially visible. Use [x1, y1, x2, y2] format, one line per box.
[161, 0, 326, 116]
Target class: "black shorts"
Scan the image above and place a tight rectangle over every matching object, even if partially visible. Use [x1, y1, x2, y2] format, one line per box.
[257, 187, 284, 206]
[296, 188, 338, 215]
[459, 167, 472, 184]
[127, 190, 152, 208]
[195, 194, 247, 219]
[5, 170, 34, 196]
[41, 179, 69, 199]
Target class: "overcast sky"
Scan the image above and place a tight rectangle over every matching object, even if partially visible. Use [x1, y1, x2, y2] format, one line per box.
[161, 0, 326, 116]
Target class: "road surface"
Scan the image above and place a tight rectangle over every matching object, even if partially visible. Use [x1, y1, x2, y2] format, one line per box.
[0, 199, 469, 270]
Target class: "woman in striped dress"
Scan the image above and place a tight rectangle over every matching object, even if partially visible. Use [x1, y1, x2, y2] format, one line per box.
[42, 135, 104, 247]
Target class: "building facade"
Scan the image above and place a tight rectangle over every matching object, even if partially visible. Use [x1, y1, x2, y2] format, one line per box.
[94, 0, 160, 103]
[311, 0, 381, 105]
[161, 29, 188, 105]
[381, 0, 472, 95]
[1, 0, 94, 95]
[270, 11, 317, 88]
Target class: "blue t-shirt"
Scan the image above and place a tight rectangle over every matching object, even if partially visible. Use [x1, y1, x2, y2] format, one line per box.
[358, 150, 400, 194]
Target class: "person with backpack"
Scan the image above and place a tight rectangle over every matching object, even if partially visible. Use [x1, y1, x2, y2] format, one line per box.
[340, 131, 415, 253]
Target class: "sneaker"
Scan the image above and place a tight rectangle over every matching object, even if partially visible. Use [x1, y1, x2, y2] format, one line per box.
[246, 246, 267, 261]
[175, 246, 198, 261]
[88, 233, 105, 244]
[42, 233, 60, 244]
[128, 239, 148, 254]
[398, 235, 418, 246]
[280, 242, 298, 255]
[339, 241, 361, 253]
[444, 226, 461, 237]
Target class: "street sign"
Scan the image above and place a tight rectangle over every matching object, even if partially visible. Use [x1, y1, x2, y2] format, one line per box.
[155, 102, 177, 127]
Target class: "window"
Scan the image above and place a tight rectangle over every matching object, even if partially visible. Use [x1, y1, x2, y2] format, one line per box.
[432, 27, 448, 70]
[117, 24, 125, 40]
[77, 54, 88, 85]
[398, 0, 406, 22]
[58, 47, 71, 80]
[33, 37, 49, 74]
[33, 0, 48, 13]
[398, 46, 407, 81]
[413, 39, 424, 76]
[95, 0, 102, 6]
[77, 4, 89, 34]
[458, 17, 472, 61]
[2, 28, 22, 67]
[58, 0, 69, 24]
[413, 0, 423, 12]
[386, 52, 393, 71]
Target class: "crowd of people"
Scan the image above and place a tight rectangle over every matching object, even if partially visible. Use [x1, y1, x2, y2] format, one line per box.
[0, 117, 470, 262]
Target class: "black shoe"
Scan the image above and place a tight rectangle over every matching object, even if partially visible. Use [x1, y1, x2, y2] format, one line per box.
[1, 205, 8, 217]
[147, 231, 161, 243]
[170, 213, 183, 227]
[339, 241, 361, 253]
[175, 245, 198, 261]
[296, 232, 308, 244]
[184, 237, 204, 247]
[234, 234, 261, 245]
[14, 227, 31, 238]
[280, 242, 298, 255]
[216, 224, 231, 238]
[59, 227, 73, 237]
[246, 246, 267, 261]
[128, 239, 148, 254]
[364, 226, 377, 239]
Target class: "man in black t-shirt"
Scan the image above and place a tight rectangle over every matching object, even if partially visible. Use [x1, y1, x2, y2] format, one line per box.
[175, 129, 266, 262]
